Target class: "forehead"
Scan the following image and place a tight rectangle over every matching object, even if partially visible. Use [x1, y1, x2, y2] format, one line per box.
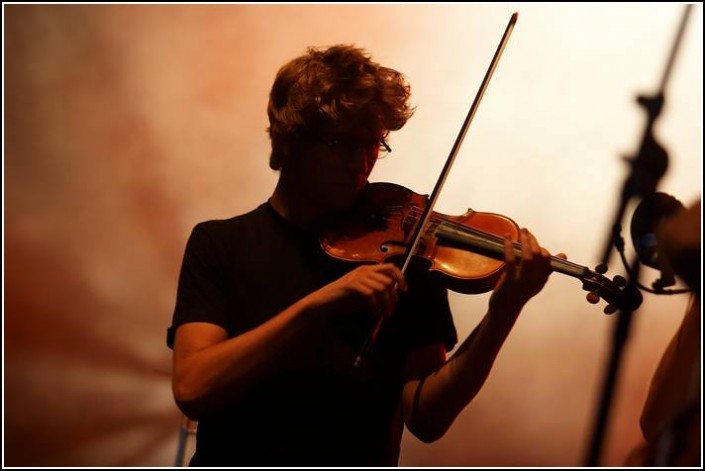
[319, 120, 384, 140]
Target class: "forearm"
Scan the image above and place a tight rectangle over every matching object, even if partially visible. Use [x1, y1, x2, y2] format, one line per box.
[174, 297, 319, 419]
[175, 262, 406, 419]
[404, 301, 522, 441]
[405, 227, 554, 441]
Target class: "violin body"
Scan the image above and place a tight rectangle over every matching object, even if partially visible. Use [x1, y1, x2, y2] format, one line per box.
[320, 182, 519, 294]
[320, 181, 642, 312]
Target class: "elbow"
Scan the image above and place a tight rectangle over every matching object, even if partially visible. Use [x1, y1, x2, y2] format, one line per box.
[402, 380, 456, 443]
[406, 417, 452, 444]
[175, 398, 203, 422]
[173, 378, 206, 421]
[411, 430, 443, 444]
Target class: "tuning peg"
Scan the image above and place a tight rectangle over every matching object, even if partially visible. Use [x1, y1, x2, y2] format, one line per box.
[612, 275, 626, 288]
[586, 291, 600, 304]
[594, 264, 608, 275]
[604, 304, 618, 315]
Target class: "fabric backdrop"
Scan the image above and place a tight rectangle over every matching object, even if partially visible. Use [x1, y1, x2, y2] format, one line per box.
[4, 4, 701, 467]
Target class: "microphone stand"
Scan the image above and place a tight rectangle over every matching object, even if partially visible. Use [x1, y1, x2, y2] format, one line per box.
[584, 5, 693, 466]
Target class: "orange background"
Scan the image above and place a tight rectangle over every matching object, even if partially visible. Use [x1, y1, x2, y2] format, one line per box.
[4, 4, 702, 466]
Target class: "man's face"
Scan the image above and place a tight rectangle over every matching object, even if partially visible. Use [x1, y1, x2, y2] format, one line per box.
[293, 131, 386, 213]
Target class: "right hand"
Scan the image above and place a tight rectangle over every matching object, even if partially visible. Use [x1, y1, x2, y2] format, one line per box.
[307, 263, 408, 319]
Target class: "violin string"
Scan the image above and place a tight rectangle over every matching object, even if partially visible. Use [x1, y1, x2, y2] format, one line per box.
[374, 204, 631, 304]
[401, 207, 505, 243]
[399, 206, 590, 273]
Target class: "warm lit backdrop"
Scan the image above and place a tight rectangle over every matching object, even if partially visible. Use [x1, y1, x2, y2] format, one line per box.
[4, 4, 702, 467]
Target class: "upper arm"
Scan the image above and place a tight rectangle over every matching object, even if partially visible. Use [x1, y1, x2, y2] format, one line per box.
[402, 342, 447, 411]
[171, 322, 229, 419]
[403, 341, 447, 382]
[402, 342, 446, 418]
[172, 322, 228, 376]
[401, 342, 447, 442]
[169, 223, 231, 348]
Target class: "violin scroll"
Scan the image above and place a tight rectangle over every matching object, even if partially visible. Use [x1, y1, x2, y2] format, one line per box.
[581, 265, 643, 314]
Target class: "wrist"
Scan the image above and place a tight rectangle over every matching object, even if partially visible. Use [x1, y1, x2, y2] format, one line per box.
[488, 293, 524, 318]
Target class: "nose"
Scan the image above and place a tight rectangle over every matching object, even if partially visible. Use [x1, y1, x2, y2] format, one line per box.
[343, 146, 369, 171]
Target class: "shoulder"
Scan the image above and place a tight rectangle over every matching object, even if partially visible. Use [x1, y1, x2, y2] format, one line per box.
[190, 203, 272, 243]
[194, 203, 270, 232]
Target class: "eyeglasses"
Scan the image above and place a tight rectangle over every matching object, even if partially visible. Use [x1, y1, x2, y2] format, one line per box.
[318, 135, 392, 158]
[379, 138, 392, 157]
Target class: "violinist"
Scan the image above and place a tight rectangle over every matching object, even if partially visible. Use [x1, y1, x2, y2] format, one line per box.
[167, 44, 561, 466]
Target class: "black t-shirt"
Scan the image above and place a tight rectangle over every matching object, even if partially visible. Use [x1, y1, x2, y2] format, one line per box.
[167, 201, 457, 466]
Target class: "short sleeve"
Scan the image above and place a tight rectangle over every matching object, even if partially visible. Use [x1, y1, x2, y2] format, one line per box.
[166, 223, 230, 349]
[395, 268, 458, 353]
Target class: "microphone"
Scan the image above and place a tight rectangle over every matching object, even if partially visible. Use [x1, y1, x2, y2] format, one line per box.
[630, 192, 685, 289]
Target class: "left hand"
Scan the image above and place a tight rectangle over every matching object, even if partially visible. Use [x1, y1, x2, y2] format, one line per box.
[490, 227, 565, 311]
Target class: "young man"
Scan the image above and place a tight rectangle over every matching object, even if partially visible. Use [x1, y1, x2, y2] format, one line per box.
[168, 44, 556, 466]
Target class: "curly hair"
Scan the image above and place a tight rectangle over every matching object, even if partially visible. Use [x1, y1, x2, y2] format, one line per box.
[266, 45, 414, 170]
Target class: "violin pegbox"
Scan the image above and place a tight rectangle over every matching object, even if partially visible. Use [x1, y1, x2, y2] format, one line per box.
[581, 264, 641, 314]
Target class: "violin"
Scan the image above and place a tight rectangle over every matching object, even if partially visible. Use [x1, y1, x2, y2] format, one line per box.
[321, 13, 641, 368]
[320, 182, 643, 313]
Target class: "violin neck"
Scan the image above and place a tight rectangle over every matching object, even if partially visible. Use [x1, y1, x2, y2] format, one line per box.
[434, 220, 590, 280]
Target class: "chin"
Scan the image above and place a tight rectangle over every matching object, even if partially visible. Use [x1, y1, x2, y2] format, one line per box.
[321, 192, 357, 213]
[328, 197, 356, 212]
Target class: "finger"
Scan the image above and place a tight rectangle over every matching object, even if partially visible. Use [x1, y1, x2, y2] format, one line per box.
[377, 272, 401, 313]
[526, 229, 541, 256]
[357, 284, 379, 314]
[361, 276, 389, 294]
[539, 247, 552, 271]
[539, 247, 551, 260]
[377, 288, 393, 318]
[377, 263, 408, 292]
[503, 233, 516, 279]
[520, 228, 535, 263]
[519, 227, 534, 262]
[397, 273, 408, 293]
[367, 271, 398, 293]
[556, 252, 568, 260]
[361, 277, 393, 310]
[370, 277, 399, 313]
